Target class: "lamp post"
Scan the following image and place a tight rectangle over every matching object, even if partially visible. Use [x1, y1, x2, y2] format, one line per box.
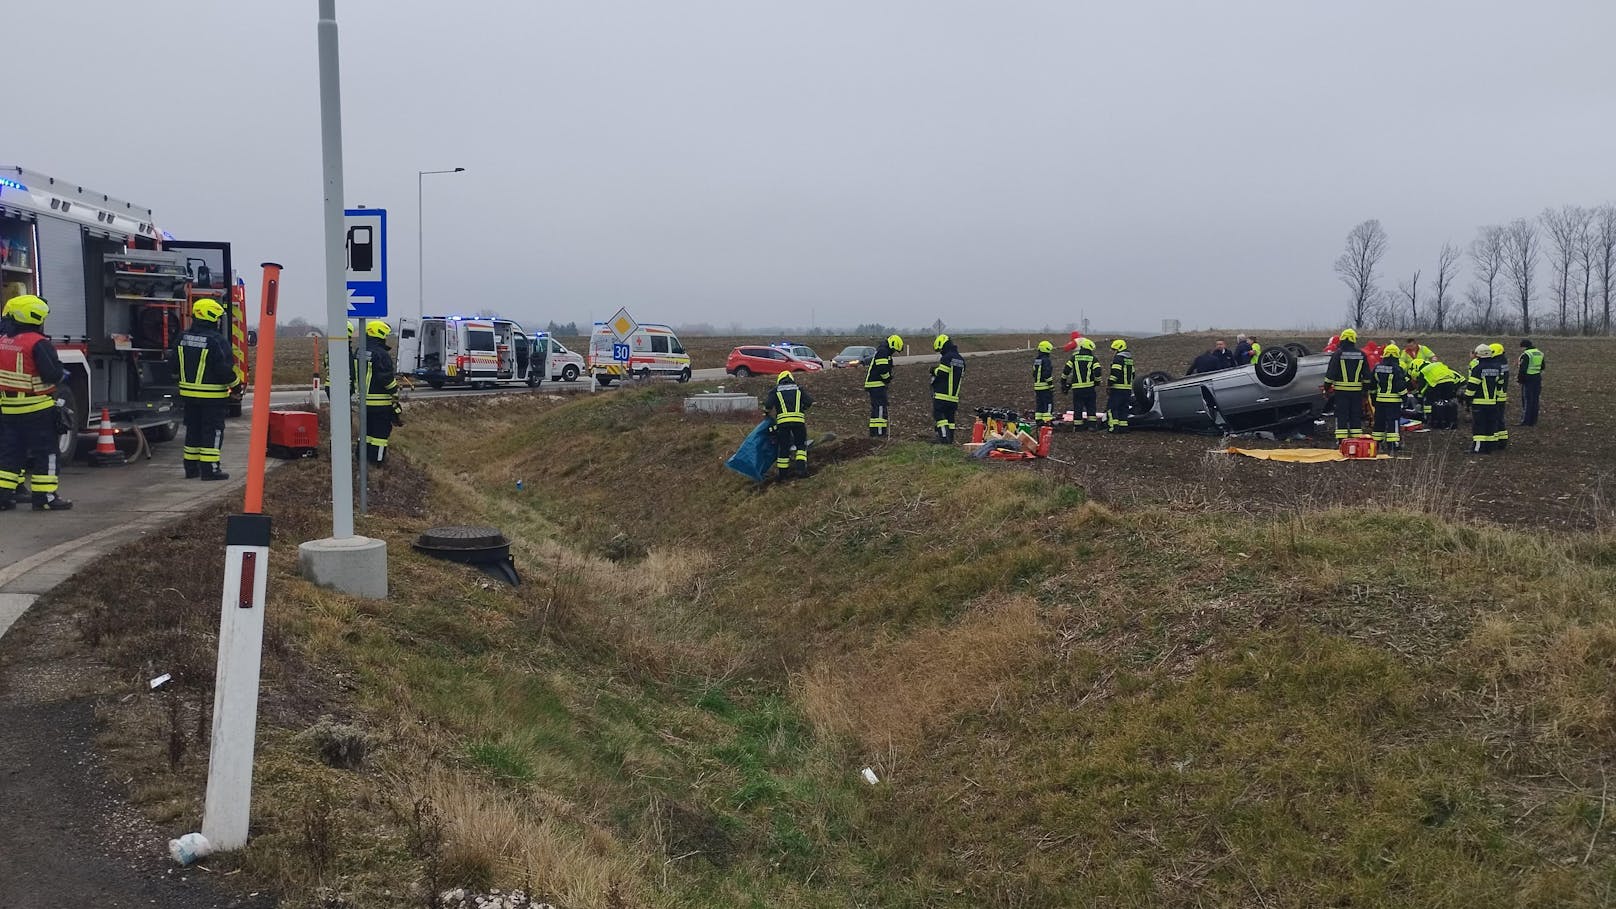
[417, 167, 464, 323]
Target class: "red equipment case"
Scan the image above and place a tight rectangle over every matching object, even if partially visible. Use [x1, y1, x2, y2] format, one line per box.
[267, 410, 319, 459]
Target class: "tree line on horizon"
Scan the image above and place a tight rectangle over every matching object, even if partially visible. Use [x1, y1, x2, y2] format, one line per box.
[1336, 206, 1616, 336]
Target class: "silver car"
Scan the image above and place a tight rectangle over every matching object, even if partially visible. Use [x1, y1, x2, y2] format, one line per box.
[1130, 343, 1327, 433]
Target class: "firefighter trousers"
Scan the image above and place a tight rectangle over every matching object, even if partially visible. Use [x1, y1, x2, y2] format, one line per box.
[0, 409, 60, 494]
[1333, 390, 1365, 439]
[866, 387, 888, 437]
[1105, 389, 1130, 432]
[1034, 389, 1054, 425]
[1071, 387, 1097, 425]
[1371, 399, 1401, 448]
[183, 400, 227, 471]
[1424, 384, 1458, 429]
[1471, 402, 1502, 452]
[364, 405, 394, 465]
[932, 399, 958, 443]
[773, 421, 808, 476]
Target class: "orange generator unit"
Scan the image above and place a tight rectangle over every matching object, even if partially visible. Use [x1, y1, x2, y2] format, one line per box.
[267, 410, 319, 459]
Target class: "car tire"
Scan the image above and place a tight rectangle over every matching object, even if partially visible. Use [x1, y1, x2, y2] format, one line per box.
[596, 374, 616, 388]
[1283, 342, 1310, 358]
[1132, 377, 1155, 411]
[562, 364, 579, 382]
[56, 399, 80, 462]
[1144, 370, 1175, 385]
[678, 367, 691, 383]
[146, 422, 177, 443]
[427, 377, 445, 389]
[1255, 346, 1299, 388]
[733, 366, 751, 378]
[526, 375, 541, 388]
[636, 368, 651, 381]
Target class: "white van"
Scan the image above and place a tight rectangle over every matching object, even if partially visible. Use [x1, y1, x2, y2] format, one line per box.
[534, 333, 587, 382]
[399, 315, 545, 389]
[587, 322, 692, 386]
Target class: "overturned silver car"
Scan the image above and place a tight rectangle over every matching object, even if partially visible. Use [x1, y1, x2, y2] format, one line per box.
[1129, 343, 1329, 434]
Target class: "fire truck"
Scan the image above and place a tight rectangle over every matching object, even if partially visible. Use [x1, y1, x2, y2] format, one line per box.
[0, 166, 247, 459]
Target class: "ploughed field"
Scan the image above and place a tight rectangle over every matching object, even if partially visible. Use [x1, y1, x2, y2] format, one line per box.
[724, 331, 1615, 531]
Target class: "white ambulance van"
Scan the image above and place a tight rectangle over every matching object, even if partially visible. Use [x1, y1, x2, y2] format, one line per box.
[586, 322, 692, 386]
[533, 333, 587, 383]
[399, 315, 544, 389]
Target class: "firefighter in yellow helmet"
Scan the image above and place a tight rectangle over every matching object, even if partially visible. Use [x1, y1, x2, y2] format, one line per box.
[1488, 342, 1509, 448]
[864, 334, 902, 437]
[1104, 338, 1134, 432]
[1032, 340, 1056, 426]
[1061, 337, 1102, 428]
[176, 298, 237, 480]
[1369, 341, 1408, 453]
[356, 320, 400, 465]
[0, 296, 71, 509]
[1325, 328, 1368, 441]
[930, 334, 965, 443]
[764, 370, 813, 480]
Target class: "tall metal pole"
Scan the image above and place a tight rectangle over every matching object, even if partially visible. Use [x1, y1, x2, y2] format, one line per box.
[318, 0, 355, 539]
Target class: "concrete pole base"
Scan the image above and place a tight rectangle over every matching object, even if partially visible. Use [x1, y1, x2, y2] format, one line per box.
[298, 536, 388, 599]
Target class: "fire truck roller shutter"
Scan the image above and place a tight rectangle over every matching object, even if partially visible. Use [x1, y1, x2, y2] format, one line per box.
[36, 216, 88, 337]
[81, 235, 124, 340]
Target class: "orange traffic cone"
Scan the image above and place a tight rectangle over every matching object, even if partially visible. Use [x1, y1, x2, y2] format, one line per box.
[88, 407, 127, 467]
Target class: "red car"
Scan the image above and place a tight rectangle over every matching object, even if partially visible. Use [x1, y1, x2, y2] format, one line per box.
[725, 345, 823, 377]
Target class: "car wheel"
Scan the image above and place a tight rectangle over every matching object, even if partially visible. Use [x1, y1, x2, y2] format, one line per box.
[1132, 377, 1155, 411]
[596, 374, 616, 388]
[733, 366, 751, 378]
[1283, 342, 1310, 358]
[146, 421, 177, 443]
[56, 399, 79, 462]
[1256, 347, 1299, 388]
[562, 364, 580, 382]
[427, 377, 445, 389]
[526, 375, 541, 388]
[636, 368, 651, 381]
[1144, 370, 1175, 385]
[678, 367, 691, 383]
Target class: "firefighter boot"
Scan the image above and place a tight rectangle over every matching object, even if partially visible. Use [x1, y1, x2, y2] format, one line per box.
[184, 461, 200, 479]
[794, 459, 809, 479]
[32, 493, 73, 511]
[201, 463, 231, 481]
[0, 497, 13, 512]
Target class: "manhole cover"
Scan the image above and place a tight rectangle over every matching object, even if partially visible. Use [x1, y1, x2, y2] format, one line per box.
[415, 525, 508, 550]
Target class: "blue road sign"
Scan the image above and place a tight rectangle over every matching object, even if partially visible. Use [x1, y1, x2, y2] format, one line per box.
[612, 343, 631, 362]
[344, 208, 388, 317]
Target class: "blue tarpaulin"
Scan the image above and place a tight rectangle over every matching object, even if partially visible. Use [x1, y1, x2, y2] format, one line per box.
[725, 420, 777, 482]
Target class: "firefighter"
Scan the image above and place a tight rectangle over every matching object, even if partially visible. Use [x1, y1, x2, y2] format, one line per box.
[176, 298, 236, 481]
[1370, 341, 1408, 453]
[863, 334, 902, 437]
[1488, 341, 1510, 449]
[1463, 343, 1504, 453]
[356, 320, 400, 465]
[1517, 338, 1545, 426]
[1104, 338, 1134, 433]
[765, 370, 812, 480]
[0, 296, 71, 510]
[1061, 337, 1100, 428]
[930, 334, 965, 443]
[1325, 328, 1368, 442]
[1031, 340, 1055, 427]
[1416, 357, 1462, 429]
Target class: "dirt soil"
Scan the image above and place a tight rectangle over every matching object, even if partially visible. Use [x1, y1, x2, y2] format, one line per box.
[744, 331, 1615, 531]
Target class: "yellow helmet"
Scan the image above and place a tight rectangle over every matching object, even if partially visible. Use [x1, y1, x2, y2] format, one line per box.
[886, 334, 904, 352]
[10, 294, 47, 326]
[346, 321, 355, 338]
[191, 298, 224, 322]
[1080, 337, 1096, 351]
[1385, 340, 1400, 353]
[1037, 340, 1054, 353]
[366, 320, 392, 339]
[1339, 328, 1358, 343]
[933, 333, 950, 351]
[0, 298, 15, 320]
[1488, 342, 1504, 357]
[1110, 338, 1127, 351]
[776, 370, 793, 383]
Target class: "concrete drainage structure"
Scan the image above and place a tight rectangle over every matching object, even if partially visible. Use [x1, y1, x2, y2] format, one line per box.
[684, 392, 759, 416]
[298, 536, 388, 599]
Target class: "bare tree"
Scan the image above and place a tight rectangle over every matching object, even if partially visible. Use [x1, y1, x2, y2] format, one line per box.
[1396, 269, 1421, 330]
[1432, 243, 1460, 332]
[1597, 204, 1616, 335]
[1540, 205, 1590, 334]
[1334, 219, 1389, 329]
[1575, 212, 1598, 334]
[1504, 217, 1539, 333]
[1467, 225, 1507, 332]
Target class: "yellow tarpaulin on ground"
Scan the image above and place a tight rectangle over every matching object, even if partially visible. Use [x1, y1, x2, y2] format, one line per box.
[1223, 447, 1391, 463]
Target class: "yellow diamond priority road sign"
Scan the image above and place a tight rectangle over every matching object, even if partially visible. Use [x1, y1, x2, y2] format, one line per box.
[607, 307, 639, 342]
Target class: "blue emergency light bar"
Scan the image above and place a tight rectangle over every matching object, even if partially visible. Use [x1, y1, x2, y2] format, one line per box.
[0, 177, 28, 192]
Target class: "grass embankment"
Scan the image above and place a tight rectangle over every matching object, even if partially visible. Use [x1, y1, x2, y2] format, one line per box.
[43, 384, 1616, 907]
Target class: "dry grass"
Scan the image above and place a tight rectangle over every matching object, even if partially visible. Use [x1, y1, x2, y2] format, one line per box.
[799, 596, 1047, 754]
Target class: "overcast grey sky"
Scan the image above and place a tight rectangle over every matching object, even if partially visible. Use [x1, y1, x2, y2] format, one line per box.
[9, 1, 1614, 333]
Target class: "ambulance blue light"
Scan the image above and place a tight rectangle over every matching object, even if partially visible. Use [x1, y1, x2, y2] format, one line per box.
[0, 177, 28, 192]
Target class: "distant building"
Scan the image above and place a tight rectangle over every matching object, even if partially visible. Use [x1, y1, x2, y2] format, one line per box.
[1162, 319, 1182, 334]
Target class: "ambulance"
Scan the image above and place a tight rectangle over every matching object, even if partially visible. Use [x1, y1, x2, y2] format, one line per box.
[586, 322, 692, 386]
[398, 315, 545, 389]
[0, 165, 246, 459]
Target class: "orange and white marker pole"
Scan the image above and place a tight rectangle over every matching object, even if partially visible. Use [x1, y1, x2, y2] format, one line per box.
[201, 262, 281, 851]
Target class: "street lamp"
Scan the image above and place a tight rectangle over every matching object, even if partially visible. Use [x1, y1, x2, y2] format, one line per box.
[417, 166, 465, 323]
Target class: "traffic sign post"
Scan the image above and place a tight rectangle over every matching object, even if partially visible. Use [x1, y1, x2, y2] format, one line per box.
[344, 208, 388, 317]
[606, 306, 638, 342]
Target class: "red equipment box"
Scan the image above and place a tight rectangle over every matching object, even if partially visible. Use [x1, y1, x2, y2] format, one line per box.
[1338, 437, 1377, 459]
[267, 410, 319, 459]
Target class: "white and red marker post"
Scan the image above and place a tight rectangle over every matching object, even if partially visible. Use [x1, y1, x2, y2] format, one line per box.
[200, 262, 282, 851]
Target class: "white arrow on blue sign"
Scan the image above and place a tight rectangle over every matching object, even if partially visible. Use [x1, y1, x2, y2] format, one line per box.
[344, 208, 388, 317]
